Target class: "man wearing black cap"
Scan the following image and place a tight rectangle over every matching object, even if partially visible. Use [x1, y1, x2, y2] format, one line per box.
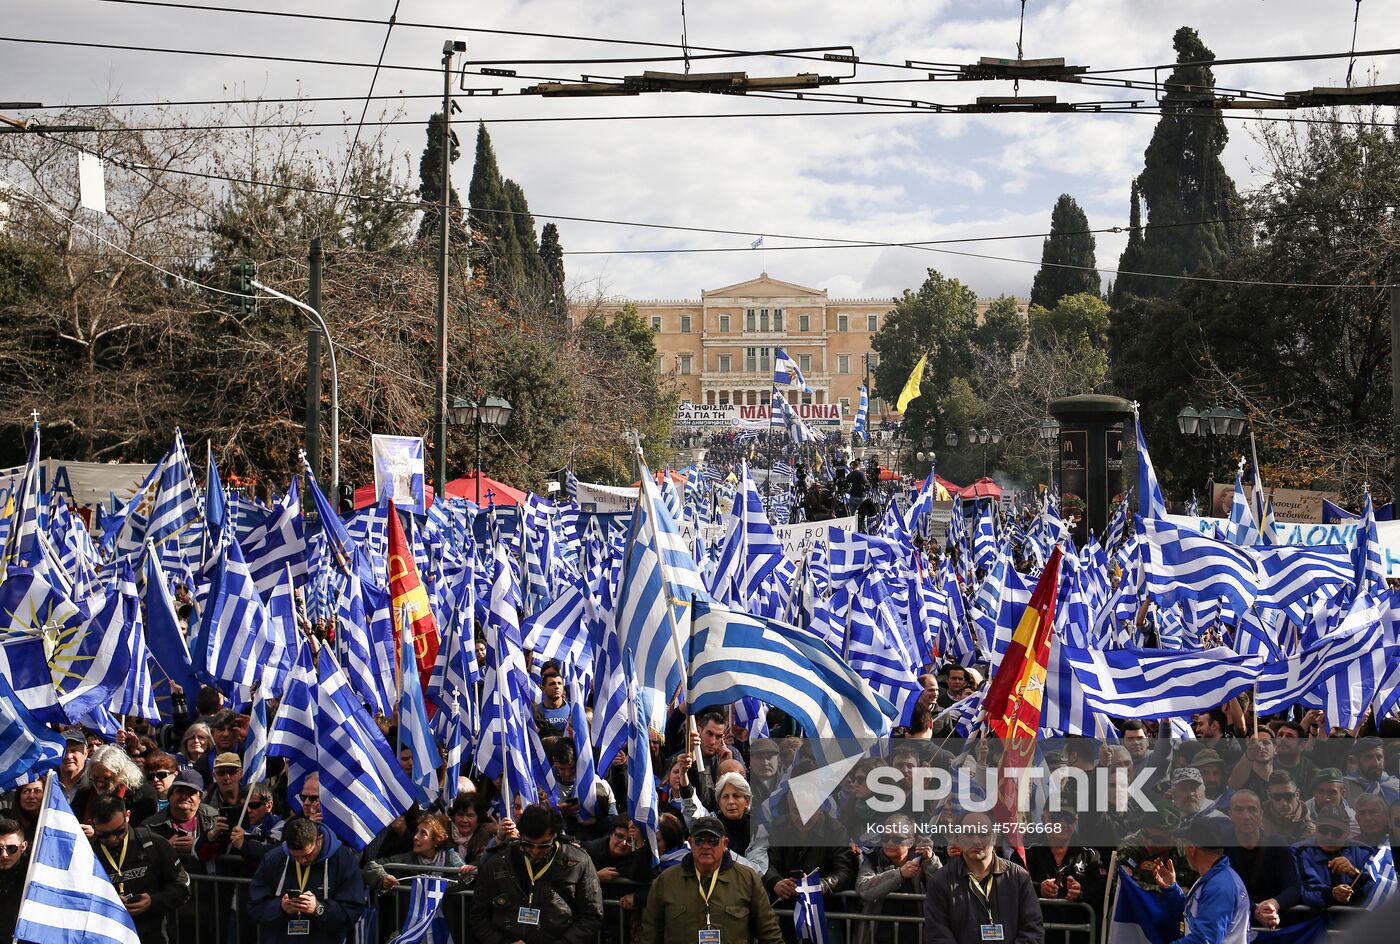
[641, 816, 781, 944]
[1150, 819, 1250, 944]
[1297, 804, 1375, 910]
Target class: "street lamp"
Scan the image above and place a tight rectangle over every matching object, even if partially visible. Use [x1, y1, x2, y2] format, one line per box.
[448, 395, 514, 504]
[1037, 418, 1059, 488]
[963, 427, 1001, 475]
[1177, 403, 1248, 510]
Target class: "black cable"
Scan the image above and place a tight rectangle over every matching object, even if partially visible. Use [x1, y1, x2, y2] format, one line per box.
[335, 0, 402, 205]
[1346, 1, 1364, 88]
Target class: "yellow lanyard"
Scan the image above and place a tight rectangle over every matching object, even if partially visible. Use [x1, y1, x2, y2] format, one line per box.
[294, 861, 311, 893]
[99, 832, 130, 895]
[697, 868, 721, 926]
[969, 871, 995, 924]
[523, 848, 557, 906]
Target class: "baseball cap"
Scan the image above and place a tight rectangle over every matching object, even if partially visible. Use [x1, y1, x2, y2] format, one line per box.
[1314, 804, 1350, 832]
[1171, 767, 1203, 786]
[1190, 749, 1225, 768]
[213, 752, 243, 771]
[1311, 768, 1346, 789]
[691, 816, 726, 840]
[61, 727, 88, 747]
[1139, 800, 1181, 832]
[169, 768, 205, 794]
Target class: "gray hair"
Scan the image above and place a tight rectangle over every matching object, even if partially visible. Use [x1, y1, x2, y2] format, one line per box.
[182, 723, 213, 754]
[85, 744, 146, 791]
[714, 772, 751, 799]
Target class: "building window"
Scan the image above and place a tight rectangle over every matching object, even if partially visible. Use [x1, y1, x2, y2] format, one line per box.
[719, 314, 731, 332]
[838, 354, 851, 374]
[745, 309, 756, 331]
[773, 310, 784, 332]
[838, 314, 849, 332]
[799, 313, 810, 332]
[680, 314, 692, 333]
[872, 397, 883, 413]
[655, 355, 664, 372]
[651, 315, 663, 332]
[718, 391, 730, 405]
[745, 347, 772, 372]
[840, 397, 851, 413]
[678, 354, 693, 374]
[798, 354, 812, 374]
[867, 314, 878, 332]
[718, 354, 732, 373]
[759, 309, 770, 331]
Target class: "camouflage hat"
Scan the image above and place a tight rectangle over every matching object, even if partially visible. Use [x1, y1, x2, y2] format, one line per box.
[1139, 800, 1182, 832]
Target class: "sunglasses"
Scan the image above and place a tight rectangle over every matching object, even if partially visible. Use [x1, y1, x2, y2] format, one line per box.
[1317, 825, 1347, 836]
[298, 794, 321, 805]
[248, 797, 270, 810]
[0, 844, 22, 856]
[1268, 792, 1295, 801]
[519, 838, 555, 851]
[149, 771, 175, 781]
[691, 835, 723, 847]
[93, 825, 128, 841]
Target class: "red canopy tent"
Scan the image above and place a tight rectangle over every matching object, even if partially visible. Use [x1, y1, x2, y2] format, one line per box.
[959, 477, 1003, 500]
[444, 473, 527, 507]
[877, 468, 902, 482]
[632, 470, 688, 487]
[352, 482, 435, 510]
[914, 475, 962, 495]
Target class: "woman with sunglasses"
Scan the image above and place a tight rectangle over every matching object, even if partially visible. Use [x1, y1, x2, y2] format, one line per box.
[144, 753, 180, 814]
[856, 814, 940, 944]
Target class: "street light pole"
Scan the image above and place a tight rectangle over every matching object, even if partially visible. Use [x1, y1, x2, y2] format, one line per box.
[434, 41, 464, 500]
[253, 279, 339, 496]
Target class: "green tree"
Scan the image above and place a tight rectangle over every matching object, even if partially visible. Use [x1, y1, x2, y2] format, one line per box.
[973, 295, 1028, 364]
[1029, 292, 1111, 352]
[416, 112, 465, 247]
[539, 222, 568, 325]
[1029, 194, 1100, 309]
[1113, 27, 1245, 302]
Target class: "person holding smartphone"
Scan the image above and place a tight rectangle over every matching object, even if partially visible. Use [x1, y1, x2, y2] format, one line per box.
[248, 816, 366, 944]
[88, 795, 190, 944]
[857, 814, 940, 944]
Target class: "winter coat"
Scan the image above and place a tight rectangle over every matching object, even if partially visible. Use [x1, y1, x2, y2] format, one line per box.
[921, 855, 1043, 944]
[247, 822, 367, 944]
[469, 840, 604, 944]
[640, 851, 783, 944]
[91, 827, 191, 944]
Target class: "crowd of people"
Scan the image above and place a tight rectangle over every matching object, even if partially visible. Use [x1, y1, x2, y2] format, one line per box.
[0, 649, 1393, 944]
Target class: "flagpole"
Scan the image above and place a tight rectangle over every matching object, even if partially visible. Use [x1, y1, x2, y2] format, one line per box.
[13, 771, 55, 943]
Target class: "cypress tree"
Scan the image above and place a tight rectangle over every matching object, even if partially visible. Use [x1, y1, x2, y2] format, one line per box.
[466, 122, 511, 289]
[539, 222, 568, 324]
[1029, 194, 1100, 309]
[501, 178, 545, 299]
[416, 112, 463, 245]
[1114, 27, 1244, 300]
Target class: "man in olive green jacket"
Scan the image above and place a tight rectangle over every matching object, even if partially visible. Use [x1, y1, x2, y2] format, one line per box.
[642, 816, 782, 944]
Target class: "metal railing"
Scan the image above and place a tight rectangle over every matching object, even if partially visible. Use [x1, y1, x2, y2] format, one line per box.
[171, 862, 1367, 944]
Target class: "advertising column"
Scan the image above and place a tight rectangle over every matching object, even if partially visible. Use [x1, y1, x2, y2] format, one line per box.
[1048, 394, 1133, 545]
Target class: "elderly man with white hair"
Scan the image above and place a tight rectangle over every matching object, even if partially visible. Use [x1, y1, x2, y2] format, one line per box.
[72, 743, 159, 830]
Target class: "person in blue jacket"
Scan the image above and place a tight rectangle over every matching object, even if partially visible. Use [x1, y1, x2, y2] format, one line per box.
[1295, 804, 1375, 909]
[1150, 820, 1250, 944]
[248, 816, 367, 943]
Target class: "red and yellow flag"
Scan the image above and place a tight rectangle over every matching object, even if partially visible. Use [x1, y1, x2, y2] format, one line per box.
[386, 500, 440, 696]
[983, 546, 1062, 860]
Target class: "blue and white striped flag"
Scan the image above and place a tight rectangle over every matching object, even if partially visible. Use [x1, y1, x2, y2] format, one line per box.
[0, 671, 65, 789]
[853, 385, 869, 443]
[266, 656, 315, 815]
[616, 465, 707, 720]
[1226, 473, 1261, 547]
[1365, 841, 1397, 910]
[197, 534, 273, 700]
[50, 579, 134, 721]
[1135, 410, 1167, 519]
[316, 650, 418, 850]
[772, 390, 818, 444]
[140, 551, 201, 700]
[773, 348, 813, 392]
[15, 779, 142, 944]
[390, 876, 453, 944]
[1253, 545, 1354, 612]
[592, 621, 629, 771]
[398, 619, 443, 806]
[623, 648, 660, 864]
[144, 429, 200, 547]
[793, 870, 831, 944]
[1354, 490, 1388, 599]
[241, 478, 308, 599]
[241, 686, 270, 787]
[1055, 644, 1263, 718]
[1136, 516, 1259, 615]
[566, 665, 602, 820]
[2, 424, 43, 568]
[110, 569, 159, 724]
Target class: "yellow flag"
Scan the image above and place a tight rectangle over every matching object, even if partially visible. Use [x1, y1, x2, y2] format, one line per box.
[895, 353, 928, 413]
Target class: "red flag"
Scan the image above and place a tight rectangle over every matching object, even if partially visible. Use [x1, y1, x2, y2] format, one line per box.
[386, 500, 439, 696]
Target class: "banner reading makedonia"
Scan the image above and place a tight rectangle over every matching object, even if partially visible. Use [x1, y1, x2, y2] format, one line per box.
[0, 459, 156, 510]
[674, 401, 844, 429]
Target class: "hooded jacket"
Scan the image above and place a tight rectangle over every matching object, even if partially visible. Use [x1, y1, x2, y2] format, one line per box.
[469, 839, 604, 944]
[247, 822, 367, 944]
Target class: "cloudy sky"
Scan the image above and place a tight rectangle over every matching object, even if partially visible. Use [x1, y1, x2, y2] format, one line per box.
[7, 0, 1399, 302]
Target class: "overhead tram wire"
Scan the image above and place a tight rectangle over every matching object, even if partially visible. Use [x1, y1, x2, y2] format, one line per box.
[333, 0, 403, 208]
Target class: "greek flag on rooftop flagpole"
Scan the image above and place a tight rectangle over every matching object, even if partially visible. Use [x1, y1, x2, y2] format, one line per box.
[15, 779, 142, 944]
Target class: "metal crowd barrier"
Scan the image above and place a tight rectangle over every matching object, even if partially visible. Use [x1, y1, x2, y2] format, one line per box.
[173, 863, 1366, 944]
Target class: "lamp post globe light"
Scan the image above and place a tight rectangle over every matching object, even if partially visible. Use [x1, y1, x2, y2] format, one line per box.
[1037, 418, 1059, 488]
[1176, 403, 1248, 511]
[448, 394, 514, 504]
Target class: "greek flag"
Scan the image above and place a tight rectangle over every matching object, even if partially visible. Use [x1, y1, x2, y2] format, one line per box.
[623, 647, 660, 863]
[252, 564, 302, 699]
[687, 599, 893, 746]
[266, 657, 315, 815]
[1253, 545, 1354, 611]
[50, 579, 134, 720]
[317, 650, 418, 851]
[0, 671, 65, 789]
[390, 876, 452, 944]
[15, 781, 142, 944]
[565, 468, 580, 501]
[1135, 411, 1167, 519]
[399, 620, 442, 805]
[304, 460, 359, 575]
[241, 686, 270, 786]
[1136, 516, 1259, 615]
[853, 385, 869, 443]
[616, 466, 707, 718]
[2, 425, 44, 569]
[197, 533, 273, 699]
[110, 577, 159, 724]
[1226, 473, 1261, 546]
[566, 667, 602, 820]
[241, 478, 308, 598]
[773, 348, 813, 392]
[793, 870, 831, 944]
[1055, 644, 1262, 717]
[972, 500, 998, 572]
[145, 429, 200, 547]
[1365, 841, 1397, 910]
[140, 551, 202, 700]
[592, 621, 629, 770]
[772, 390, 818, 444]
[846, 576, 921, 725]
[1354, 491, 1388, 599]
